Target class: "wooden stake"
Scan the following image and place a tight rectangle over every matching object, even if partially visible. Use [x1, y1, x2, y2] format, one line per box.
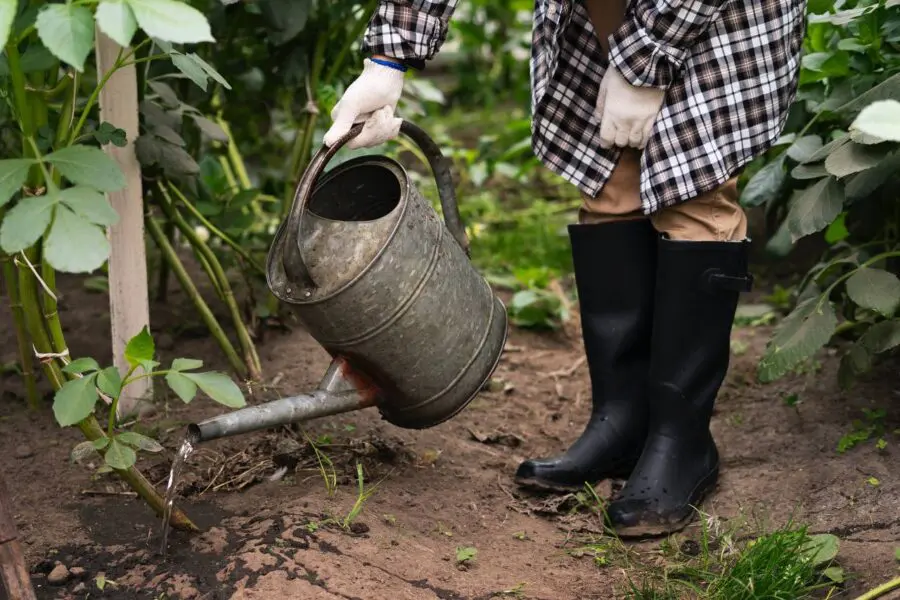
[0, 473, 37, 600]
[95, 29, 153, 418]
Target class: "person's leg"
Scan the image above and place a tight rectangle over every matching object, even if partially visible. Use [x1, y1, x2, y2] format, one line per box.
[515, 149, 658, 491]
[605, 179, 753, 537]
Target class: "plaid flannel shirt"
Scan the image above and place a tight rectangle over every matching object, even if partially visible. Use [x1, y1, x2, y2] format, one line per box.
[362, 0, 807, 213]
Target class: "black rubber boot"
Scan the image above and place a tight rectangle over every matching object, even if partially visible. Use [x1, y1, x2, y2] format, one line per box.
[514, 219, 657, 492]
[605, 236, 753, 537]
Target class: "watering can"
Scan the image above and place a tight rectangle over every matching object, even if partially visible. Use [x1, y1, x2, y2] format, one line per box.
[188, 121, 508, 444]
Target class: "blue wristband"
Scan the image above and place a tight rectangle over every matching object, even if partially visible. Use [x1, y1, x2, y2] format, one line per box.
[371, 57, 408, 73]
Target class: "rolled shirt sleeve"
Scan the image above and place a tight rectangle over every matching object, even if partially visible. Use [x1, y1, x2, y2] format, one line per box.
[608, 0, 732, 89]
[362, 0, 459, 64]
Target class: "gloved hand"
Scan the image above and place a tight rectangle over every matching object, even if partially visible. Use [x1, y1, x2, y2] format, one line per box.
[595, 65, 666, 150]
[323, 58, 406, 149]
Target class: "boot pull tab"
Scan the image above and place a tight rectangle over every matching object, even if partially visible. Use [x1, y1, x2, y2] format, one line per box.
[701, 269, 754, 294]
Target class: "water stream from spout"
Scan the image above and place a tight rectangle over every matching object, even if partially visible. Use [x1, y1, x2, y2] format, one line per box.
[159, 432, 197, 556]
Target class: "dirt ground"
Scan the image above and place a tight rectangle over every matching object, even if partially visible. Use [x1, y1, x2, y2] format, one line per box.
[1, 263, 899, 600]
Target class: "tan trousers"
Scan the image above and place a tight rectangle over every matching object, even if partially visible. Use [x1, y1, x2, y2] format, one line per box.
[581, 0, 748, 242]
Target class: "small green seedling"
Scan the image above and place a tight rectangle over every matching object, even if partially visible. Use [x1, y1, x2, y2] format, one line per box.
[62, 327, 245, 474]
[456, 546, 477, 565]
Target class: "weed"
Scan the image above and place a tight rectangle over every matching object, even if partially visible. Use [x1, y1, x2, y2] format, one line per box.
[456, 546, 477, 565]
[304, 432, 337, 496]
[492, 583, 527, 598]
[837, 408, 887, 453]
[341, 462, 379, 530]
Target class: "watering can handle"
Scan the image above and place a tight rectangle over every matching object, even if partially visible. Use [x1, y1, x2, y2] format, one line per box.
[281, 120, 471, 290]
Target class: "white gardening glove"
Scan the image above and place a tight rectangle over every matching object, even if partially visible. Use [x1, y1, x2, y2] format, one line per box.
[595, 66, 666, 150]
[323, 58, 405, 150]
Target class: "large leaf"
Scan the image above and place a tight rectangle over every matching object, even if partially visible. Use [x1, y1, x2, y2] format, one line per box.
[183, 372, 245, 408]
[96, 0, 138, 47]
[104, 438, 137, 470]
[116, 431, 163, 452]
[169, 51, 231, 91]
[786, 136, 824, 162]
[43, 204, 110, 273]
[838, 73, 900, 116]
[124, 326, 155, 370]
[791, 163, 829, 180]
[846, 268, 900, 317]
[44, 145, 126, 192]
[0, 194, 55, 253]
[859, 319, 900, 354]
[824, 141, 887, 178]
[259, 0, 310, 44]
[851, 100, 900, 142]
[845, 153, 900, 200]
[758, 297, 838, 383]
[62, 357, 100, 374]
[802, 534, 840, 567]
[803, 136, 850, 164]
[59, 186, 119, 226]
[786, 177, 844, 242]
[0, 159, 36, 208]
[97, 366, 123, 398]
[53, 374, 100, 427]
[0, 0, 16, 60]
[126, 0, 214, 44]
[35, 3, 94, 72]
[165, 370, 197, 403]
[740, 155, 785, 207]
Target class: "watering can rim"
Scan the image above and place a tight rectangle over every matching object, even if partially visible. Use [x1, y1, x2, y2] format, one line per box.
[303, 154, 410, 226]
[275, 120, 470, 295]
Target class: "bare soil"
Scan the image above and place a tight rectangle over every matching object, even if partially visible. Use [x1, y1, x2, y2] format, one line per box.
[1, 267, 898, 600]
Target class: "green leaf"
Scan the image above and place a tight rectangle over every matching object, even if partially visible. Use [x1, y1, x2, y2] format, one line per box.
[786, 136, 823, 163]
[97, 366, 123, 398]
[92, 437, 110, 450]
[758, 297, 838, 383]
[824, 141, 888, 178]
[116, 431, 163, 452]
[62, 357, 100, 374]
[94, 122, 128, 147]
[790, 163, 829, 181]
[895, 547, 900, 562]
[823, 566, 845, 583]
[44, 145, 126, 192]
[838, 343, 871, 390]
[165, 370, 197, 403]
[845, 153, 900, 201]
[786, 177, 844, 242]
[803, 136, 850, 164]
[740, 155, 785, 207]
[58, 186, 119, 227]
[124, 326, 155, 370]
[171, 357, 203, 371]
[0, 194, 55, 253]
[838, 73, 900, 116]
[191, 115, 228, 141]
[53, 374, 100, 427]
[859, 319, 900, 354]
[104, 438, 137, 470]
[35, 3, 94, 72]
[96, 0, 138, 47]
[70, 440, 99, 464]
[148, 80, 179, 107]
[126, 0, 214, 44]
[183, 372, 245, 408]
[846, 268, 900, 317]
[44, 204, 110, 273]
[0, 0, 15, 49]
[0, 159, 37, 209]
[802, 534, 840, 567]
[851, 100, 900, 142]
[824, 212, 849, 244]
[169, 51, 230, 92]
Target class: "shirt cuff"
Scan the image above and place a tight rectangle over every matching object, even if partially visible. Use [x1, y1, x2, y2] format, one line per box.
[362, 1, 451, 66]
[607, 13, 686, 90]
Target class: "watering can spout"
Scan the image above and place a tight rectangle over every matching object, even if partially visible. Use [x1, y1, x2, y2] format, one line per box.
[188, 357, 381, 444]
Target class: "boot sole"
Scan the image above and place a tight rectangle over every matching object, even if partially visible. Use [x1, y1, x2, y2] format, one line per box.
[608, 467, 719, 539]
[513, 462, 637, 494]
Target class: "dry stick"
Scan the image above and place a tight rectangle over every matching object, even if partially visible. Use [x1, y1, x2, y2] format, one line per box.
[145, 214, 248, 378]
[0, 252, 39, 409]
[0, 472, 37, 600]
[156, 184, 262, 380]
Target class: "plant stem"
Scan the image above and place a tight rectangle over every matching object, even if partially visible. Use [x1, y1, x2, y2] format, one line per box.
[167, 182, 264, 274]
[156, 220, 175, 302]
[322, 1, 377, 86]
[77, 416, 198, 532]
[157, 184, 262, 381]
[145, 214, 248, 378]
[68, 48, 124, 146]
[0, 252, 39, 409]
[17, 250, 65, 389]
[108, 365, 138, 437]
[853, 577, 900, 600]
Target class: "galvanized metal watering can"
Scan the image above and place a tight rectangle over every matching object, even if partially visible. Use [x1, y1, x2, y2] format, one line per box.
[189, 121, 508, 443]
